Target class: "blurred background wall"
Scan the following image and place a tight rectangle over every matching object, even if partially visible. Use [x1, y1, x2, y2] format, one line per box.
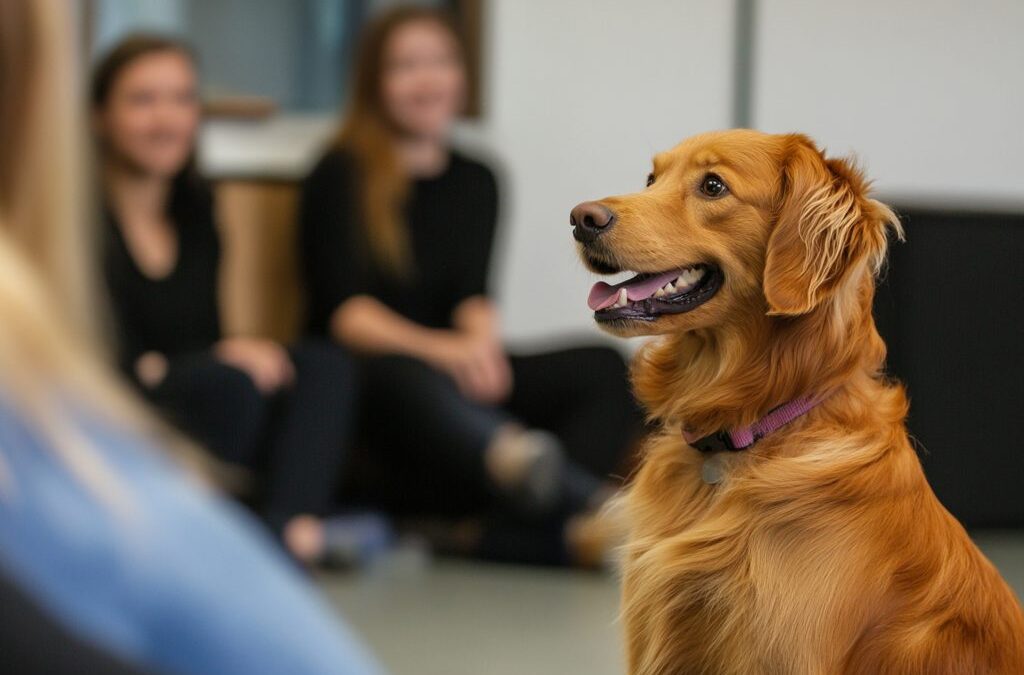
[754, 0, 1024, 203]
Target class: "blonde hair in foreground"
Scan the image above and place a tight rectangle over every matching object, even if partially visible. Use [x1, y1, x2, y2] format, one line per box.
[0, 0, 206, 507]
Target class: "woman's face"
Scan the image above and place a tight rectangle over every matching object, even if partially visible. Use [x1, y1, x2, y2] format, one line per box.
[97, 50, 200, 178]
[380, 20, 465, 140]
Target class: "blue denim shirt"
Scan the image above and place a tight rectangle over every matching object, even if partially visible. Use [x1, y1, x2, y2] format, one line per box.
[0, 399, 383, 675]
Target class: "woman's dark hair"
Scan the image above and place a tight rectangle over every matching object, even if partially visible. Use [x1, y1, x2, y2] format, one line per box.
[90, 34, 205, 216]
[91, 33, 197, 108]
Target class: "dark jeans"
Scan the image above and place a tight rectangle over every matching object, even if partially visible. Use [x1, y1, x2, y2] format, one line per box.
[148, 340, 355, 532]
[347, 345, 644, 520]
[0, 571, 154, 675]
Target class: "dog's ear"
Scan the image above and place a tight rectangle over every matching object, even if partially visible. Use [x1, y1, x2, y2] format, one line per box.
[763, 136, 902, 316]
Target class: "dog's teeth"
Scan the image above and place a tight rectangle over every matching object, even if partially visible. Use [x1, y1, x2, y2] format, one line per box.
[664, 283, 676, 293]
[675, 267, 705, 290]
[654, 288, 666, 298]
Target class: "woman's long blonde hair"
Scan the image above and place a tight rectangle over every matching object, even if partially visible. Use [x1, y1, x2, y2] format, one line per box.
[335, 6, 466, 277]
[0, 0, 207, 505]
[0, 0, 96, 339]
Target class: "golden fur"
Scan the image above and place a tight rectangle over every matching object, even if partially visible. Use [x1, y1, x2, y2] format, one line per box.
[576, 130, 1024, 674]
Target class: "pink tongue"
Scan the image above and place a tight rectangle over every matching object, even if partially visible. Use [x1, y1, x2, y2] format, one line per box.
[588, 270, 682, 311]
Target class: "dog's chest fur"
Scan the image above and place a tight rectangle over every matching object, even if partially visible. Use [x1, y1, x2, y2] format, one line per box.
[619, 434, 872, 675]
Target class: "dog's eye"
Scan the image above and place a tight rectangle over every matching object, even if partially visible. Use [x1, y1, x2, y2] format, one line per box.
[699, 173, 728, 198]
[646, 173, 656, 187]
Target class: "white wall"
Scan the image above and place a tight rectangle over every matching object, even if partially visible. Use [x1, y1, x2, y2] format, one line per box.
[477, 0, 735, 345]
[754, 0, 1024, 206]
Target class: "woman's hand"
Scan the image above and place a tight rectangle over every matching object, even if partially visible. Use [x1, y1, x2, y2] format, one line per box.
[332, 294, 512, 402]
[423, 333, 513, 404]
[214, 337, 295, 394]
[134, 351, 169, 389]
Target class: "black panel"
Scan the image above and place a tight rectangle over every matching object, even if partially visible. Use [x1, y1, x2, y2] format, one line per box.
[875, 208, 1024, 527]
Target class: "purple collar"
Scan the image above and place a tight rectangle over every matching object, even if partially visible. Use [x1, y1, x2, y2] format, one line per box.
[683, 395, 823, 453]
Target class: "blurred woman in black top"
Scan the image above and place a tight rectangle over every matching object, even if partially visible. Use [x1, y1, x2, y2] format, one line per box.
[301, 8, 644, 566]
[93, 35, 355, 563]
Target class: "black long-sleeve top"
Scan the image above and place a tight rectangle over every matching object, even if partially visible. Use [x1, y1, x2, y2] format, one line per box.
[102, 178, 222, 374]
[299, 148, 499, 336]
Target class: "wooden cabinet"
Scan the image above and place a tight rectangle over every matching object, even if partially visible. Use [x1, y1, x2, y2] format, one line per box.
[215, 180, 303, 342]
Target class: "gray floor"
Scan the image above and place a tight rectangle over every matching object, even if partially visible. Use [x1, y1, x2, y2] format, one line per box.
[321, 531, 1024, 675]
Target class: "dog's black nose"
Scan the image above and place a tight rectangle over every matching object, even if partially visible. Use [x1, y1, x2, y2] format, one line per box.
[570, 201, 615, 243]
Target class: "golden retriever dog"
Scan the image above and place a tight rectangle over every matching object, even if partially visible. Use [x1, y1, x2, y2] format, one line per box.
[570, 130, 1024, 674]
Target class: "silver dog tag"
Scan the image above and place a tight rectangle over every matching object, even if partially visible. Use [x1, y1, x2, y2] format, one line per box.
[701, 452, 729, 485]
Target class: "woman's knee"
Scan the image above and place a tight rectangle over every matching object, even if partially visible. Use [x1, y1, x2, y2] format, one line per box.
[280, 342, 358, 424]
[362, 355, 505, 443]
[362, 355, 452, 400]
[205, 362, 269, 425]
[289, 341, 356, 391]
[154, 358, 269, 462]
[161, 355, 266, 411]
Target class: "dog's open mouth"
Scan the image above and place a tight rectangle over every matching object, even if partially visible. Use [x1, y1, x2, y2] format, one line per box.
[588, 264, 722, 322]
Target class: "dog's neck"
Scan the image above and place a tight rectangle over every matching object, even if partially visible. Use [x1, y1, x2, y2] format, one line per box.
[633, 282, 887, 438]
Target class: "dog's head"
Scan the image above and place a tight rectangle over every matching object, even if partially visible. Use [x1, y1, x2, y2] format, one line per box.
[572, 130, 901, 339]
